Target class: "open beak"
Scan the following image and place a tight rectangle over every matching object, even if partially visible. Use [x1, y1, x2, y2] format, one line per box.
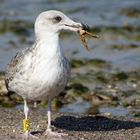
[64, 22, 99, 38]
[81, 23, 90, 31]
[62, 17, 89, 32]
[64, 23, 90, 32]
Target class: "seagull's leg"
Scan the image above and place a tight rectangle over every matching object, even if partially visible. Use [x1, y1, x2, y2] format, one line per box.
[45, 99, 67, 138]
[23, 99, 38, 139]
[47, 99, 52, 131]
[23, 99, 30, 139]
[34, 101, 37, 108]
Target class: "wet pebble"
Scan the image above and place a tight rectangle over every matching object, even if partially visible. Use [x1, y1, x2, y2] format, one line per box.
[0, 71, 8, 96]
[1, 96, 16, 107]
[9, 94, 23, 104]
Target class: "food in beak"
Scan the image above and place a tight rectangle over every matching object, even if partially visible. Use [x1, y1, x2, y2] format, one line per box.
[79, 27, 100, 51]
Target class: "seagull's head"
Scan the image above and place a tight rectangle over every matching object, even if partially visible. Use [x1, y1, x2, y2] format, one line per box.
[35, 10, 89, 37]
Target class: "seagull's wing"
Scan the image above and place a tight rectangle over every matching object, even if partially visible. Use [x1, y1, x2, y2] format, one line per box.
[5, 50, 26, 90]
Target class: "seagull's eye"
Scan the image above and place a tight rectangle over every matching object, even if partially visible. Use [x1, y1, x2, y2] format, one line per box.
[54, 16, 62, 22]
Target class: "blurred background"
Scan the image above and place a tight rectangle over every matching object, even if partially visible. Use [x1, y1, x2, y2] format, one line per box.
[0, 0, 140, 118]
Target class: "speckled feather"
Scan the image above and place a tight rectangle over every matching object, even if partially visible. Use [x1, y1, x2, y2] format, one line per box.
[5, 42, 70, 100]
[5, 10, 83, 102]
[5, 47, 33, 87]
[4, 10, 86, 138]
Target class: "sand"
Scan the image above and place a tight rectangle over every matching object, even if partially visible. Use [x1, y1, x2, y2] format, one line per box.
[0, 107, 140, 140]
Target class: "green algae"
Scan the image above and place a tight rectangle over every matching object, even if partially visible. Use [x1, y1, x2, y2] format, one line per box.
[71, 59, 111, 69]
[0, 71, 5, 79]
[87, 59, 111, 68]
[111, 72, 128, 81]
[71, 70, 108, 84]
[133, 34, 140, 41]
[1, 96, 16, 108]
[90, 25, 140, 35]
[95, 71, 108, 83]
[52, 98, 63, 108]
[0, 19, 33, 36]
[9, 94, 23, 104]
[120, 8, 140, 18]
[71, 59, 85, 68]
[67, 83, 89, 96]
[71, 74, 92, 83]
[111, 44, 139, 50]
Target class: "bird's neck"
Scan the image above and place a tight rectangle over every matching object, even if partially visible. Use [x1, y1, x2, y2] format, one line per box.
[34, 33, 64, 59]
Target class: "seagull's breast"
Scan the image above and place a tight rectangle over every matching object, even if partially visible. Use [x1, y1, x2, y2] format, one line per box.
[10, 43, 70, 100]
[29, 54, 70, 100]
[36, 54, 69, 83]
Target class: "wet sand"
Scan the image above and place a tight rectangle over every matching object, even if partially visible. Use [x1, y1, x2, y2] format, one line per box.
[0, 107, 140, 140]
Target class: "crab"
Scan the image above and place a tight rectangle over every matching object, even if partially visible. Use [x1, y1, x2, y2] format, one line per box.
[79, 28, 100, 51]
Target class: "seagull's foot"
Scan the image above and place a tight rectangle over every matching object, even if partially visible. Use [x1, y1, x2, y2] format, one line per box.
[45, 128, 67, 138]
[22, 131, 38, 139]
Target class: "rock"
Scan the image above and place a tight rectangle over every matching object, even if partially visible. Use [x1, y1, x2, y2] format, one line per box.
[90, 90, 119, 106]
[67, 83, 89, 96]
[52, 98, 63, 108]
[9, 94, 23, 104]
[95, 71, 108, 83]
[111, 44, 139, 50]
[111, 72, 128, 81]
[0, 72, 8, 96]
[1, 96, 16, 108]
[103, 112, 112, 116]
[87, 59, 111, 69]
[71, 59, 85, 68]
[87, 105, 99, 114]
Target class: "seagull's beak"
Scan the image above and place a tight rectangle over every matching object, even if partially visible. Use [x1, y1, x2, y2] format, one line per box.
[81, 23, 90, 31]
[62, 17, 89, 32]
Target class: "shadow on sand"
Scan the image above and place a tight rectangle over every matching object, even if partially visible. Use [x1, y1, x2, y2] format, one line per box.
[53, 115, 140, 131]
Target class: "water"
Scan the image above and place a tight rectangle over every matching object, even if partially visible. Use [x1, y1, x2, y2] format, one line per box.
[60, 101, 132, 118]
[0, 0, 140, 117]
[60, 100, 90, 114]
[99, 106, 132, 118]
[0, 0, 140, 71]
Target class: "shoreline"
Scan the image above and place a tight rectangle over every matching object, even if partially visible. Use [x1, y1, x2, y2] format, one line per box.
[0, 107, 140, 140]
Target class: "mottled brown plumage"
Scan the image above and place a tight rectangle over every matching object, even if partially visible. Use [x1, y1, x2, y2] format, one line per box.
[5, 51, 24, 88]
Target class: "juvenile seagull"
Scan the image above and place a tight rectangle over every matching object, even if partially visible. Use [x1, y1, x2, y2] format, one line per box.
[5, 10, 88, 138]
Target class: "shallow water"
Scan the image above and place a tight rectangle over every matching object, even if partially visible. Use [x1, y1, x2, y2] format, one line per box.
[60, 101, 130, 116]
[0, 0, 140, 71]
[60, 100, 90, 114]
[99, 106, 132, 118]
[0, 0, 140, 117]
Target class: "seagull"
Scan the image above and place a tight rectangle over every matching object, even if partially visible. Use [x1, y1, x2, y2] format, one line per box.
[5, 10, 88, 139]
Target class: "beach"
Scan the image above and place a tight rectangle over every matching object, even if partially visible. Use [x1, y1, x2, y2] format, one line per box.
[0, 107, 140, 140]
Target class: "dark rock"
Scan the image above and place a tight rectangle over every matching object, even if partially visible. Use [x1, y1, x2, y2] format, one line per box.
[1, 96, 16, 108]
[9, 94, 23, 104]
[111, 72, 128, 81]
[71, 59, 85, 68]
[68, 83, 89, 96]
